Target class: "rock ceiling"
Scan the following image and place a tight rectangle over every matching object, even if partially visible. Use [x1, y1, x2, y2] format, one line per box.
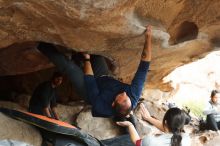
[0, 0, 220, 90]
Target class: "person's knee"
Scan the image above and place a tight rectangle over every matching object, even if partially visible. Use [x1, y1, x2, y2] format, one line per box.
[207, 114, 216, 121]
[206, 114, 218, 131]
[206, 114, 217, 124]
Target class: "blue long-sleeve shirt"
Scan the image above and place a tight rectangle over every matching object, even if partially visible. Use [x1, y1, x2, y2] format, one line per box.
[84, 61, 150, 117]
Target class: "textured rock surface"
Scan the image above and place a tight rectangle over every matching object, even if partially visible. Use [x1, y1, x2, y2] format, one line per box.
[141, 89, 171, 102]
[0, 101, 26, 110]
[0, 112, 42, 146]
[56, 102, 84, 123]
[0, 101, 41, 145]
[76, 107, 123, 140]
[135, 100, 166, 121]
[204, 135, 220, 146]
[191, 131, 220, 146]
[0, 140, 33, 146]
[135, 118, 161, 137]
[0, 1, 220, 144]
[0, 0, 220, 90]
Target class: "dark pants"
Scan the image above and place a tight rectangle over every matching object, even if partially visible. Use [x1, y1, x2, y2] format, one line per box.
[37, 42, 110, 101]
[206, 114, 220, 131]
[29, 106, 56, 119]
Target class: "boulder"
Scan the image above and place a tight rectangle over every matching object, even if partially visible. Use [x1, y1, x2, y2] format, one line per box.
[0, 140, 33, 146]
[204, 135, 220, 146]
[0, 112, 42, 146]
[0, 0, 219, 91]
[135, 118, 161, 137]
[142, 89, 169, 101]
[76, 107, 123, 140]
[135, 100, 166, 121]
[56, 102, 84, 124]
[13, 94, 31, 109]
[191, 131, 220, 146]
[0, 101, 25, 110]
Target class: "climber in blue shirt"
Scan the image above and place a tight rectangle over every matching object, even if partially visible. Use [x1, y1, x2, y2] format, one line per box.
[37, 25, 152, 119]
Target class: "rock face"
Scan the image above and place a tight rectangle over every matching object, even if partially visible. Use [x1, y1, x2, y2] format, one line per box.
[0, 1, 220, 144]
[0, 101, 42, 145]
[0, 101, 25, 110]
[141, 89, 171, 103]
[0, 0, 220, 90]
[0, 140, 33, 146]
[76, 107, 123, 140]
[0, 112, 42, 146]
[56, 102, 84, 123]
[191, 131, 220, 146]
[135, 100, 166, 121]
[204, 135, 220, 146]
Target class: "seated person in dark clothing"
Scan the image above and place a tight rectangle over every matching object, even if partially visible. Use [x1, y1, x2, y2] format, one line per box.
[203, 90, 220, 132]
[36, 25, 152, 120]
[29, 72, 63, 120]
